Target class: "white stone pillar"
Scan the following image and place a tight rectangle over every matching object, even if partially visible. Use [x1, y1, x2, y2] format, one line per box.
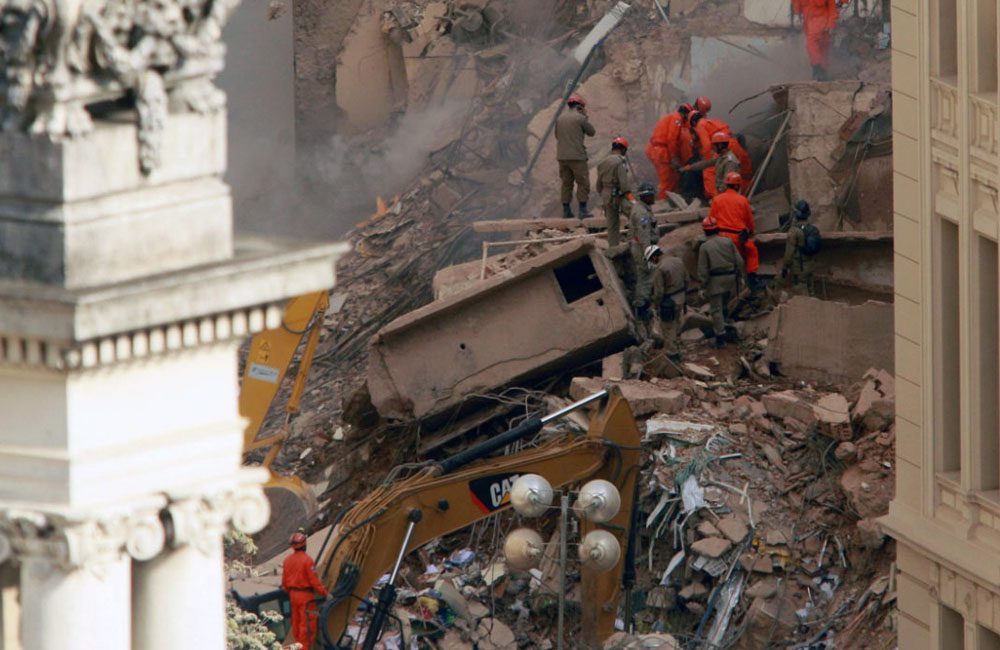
[132, 485, 269, 650]
[0, 508, 166, 650]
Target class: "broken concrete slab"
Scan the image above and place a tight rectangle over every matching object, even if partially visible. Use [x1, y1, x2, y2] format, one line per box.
[716, 517, 750, 544]
[570, 377, 688, 416]
[690, 536, 732, 559]
[761, 390, 816, 424]
[765, 297, 894, 384]
[679, 581, 709, 601]
[813, 393, 850, 425]
[755, 231, 893, 296]
[368, 239, 635, 422]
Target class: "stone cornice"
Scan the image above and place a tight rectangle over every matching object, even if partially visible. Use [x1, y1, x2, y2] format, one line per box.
[0, 237, 348, 371]
[0, 474, 270, 569]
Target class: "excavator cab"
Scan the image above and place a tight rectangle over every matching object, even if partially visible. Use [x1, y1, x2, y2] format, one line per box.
[240, 291, 329, 558]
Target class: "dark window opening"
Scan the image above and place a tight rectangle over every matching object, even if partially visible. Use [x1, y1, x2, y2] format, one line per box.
[554, 256, 603, 304]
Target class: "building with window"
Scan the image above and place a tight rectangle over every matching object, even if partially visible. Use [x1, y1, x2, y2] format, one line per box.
[881, 0, 1000, 646]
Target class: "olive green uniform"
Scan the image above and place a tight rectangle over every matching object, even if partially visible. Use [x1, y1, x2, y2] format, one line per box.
[596, 152, 633, 247]
[652, 254, 687, 355]
[713, 150, 742, 195]
[555, 109, 596, 204]
[782, 222, 817, 296]
[628, 199, 657, 297]
[697, 234, 744, 336]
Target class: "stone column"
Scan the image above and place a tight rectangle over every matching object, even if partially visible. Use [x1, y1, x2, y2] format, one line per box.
[132, 484, 270, 650]
[0, 507, 166, 650]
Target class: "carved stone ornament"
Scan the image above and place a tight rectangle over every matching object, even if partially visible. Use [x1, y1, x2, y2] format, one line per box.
[0, 507, 166, 575]
[167, 483, 270, 555]
[0, 0, 239, 173]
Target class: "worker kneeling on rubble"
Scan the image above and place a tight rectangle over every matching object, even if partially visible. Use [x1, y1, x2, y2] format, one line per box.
[781, 200, 822, 296]
[698, 216, 745, 348]
[596, 137, 634, 248]
[282, 530, 328, 649]
[646, 244, 688, 362]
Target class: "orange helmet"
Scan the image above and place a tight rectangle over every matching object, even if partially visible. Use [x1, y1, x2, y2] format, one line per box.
[711, 131, 730, 145]
[702, 215, 719, 231]
[611, 136, 629, 151]
[568, 94, 586, 108]
[290, 531, 307, 549]
[724, 171, 743, 186]
[695, 96, 712, 113]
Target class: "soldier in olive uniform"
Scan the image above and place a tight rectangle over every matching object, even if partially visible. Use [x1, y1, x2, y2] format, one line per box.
[697, 215, 745, 348]
[596, 137, 633, 247]
[555, 94, 597, 218]
[627, 182, 658, 309]
[646, 244, 688, 361]
[781, 200, 817, 296]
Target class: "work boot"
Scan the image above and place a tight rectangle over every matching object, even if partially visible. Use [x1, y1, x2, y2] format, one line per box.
[714, 335, 726, 349]
[562, 203, 574, 219]
[812, 65, 828, 81]
[579, 202, 592, 218]
[747, 272, 760, 293]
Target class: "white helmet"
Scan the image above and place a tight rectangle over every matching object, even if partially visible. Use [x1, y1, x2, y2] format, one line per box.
[643, 244, 662, 263]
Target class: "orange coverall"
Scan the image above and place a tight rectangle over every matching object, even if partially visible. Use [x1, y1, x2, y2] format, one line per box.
[283, 549, 329, 649]
[793, 0, 839, 68]
[695, 117, 731, 199]
[709, 187, 760, 274]
[645, 111, 686, 198]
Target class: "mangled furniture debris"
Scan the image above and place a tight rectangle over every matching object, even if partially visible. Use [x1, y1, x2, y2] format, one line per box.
[368, 239, 636, 422]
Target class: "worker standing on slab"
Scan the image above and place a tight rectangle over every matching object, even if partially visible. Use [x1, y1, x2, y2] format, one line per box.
[709, 172, 761, 290]
[645, 103, 692, 200]
[781, 200, 821, 295]
[596, 137, 633, 247]
[282, 530, 328, 649]
[793, 0, 840, 80]
[647, 244, 687, 362]
[698, 216, 744, 348]
[555, 94, 597, 218]
[628, 182, 658, 313]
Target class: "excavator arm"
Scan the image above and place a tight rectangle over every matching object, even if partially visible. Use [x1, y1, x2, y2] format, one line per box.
[316, 387, 642, 649]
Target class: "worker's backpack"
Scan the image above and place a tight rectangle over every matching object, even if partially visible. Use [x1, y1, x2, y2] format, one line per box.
[798, 224, 822, 256]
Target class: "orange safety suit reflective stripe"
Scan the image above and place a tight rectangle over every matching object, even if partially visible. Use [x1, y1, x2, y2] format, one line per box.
[283, 550, 328, 648]
[709, 188, 760, 273]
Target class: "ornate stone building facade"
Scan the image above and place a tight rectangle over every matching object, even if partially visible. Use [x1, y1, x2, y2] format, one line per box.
[881, 0, 1000, 647]
[0, 1, 345, 647]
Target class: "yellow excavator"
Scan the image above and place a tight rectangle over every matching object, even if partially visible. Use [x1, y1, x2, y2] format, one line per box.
[239, 290, 330, 553]
[236, 386, 642, 650]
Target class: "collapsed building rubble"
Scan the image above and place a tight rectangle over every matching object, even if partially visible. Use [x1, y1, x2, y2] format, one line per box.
[233, 0, 901, 646]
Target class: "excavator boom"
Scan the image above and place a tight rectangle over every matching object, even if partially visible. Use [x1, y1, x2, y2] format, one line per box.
[316, 387, 642, 649]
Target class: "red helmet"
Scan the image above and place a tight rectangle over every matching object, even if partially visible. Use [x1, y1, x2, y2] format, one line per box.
[711, 131, 730, 145]
[679, 102, 694, 114]
[695, 96, 712, 113]
[568, 94, 586, 108]
[290, 531, 307, 548]
[724, 171, 743, 186]
[702, 215, 719, 231]
[611, 136, 629, 151]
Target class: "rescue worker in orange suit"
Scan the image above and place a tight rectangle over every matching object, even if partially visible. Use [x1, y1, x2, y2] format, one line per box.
[793, 0, 840, 80]
[709, 171, 761, 291]
[645, 103, 692, 200]
[683, 132, 742, 196]
[555, 93, 597, 218]
[282, 530, 328, 649]
[691, 96, 753, 193]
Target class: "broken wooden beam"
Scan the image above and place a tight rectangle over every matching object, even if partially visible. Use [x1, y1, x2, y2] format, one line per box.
[473, 207, 708, 233]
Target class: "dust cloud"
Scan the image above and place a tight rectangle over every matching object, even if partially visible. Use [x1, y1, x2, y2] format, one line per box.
[290, 98, 474, 238]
